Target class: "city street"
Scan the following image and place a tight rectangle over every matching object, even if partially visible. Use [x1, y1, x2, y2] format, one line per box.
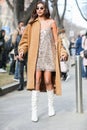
[0, 66, 87, 130]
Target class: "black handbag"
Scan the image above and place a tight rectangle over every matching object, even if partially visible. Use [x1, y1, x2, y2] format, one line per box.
[84, 50, 87, 58]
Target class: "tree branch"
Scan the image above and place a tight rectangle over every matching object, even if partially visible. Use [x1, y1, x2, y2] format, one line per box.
[61, 0, 67, 21]
[75, 0, 87, 21]
[6, 0, 14, 12]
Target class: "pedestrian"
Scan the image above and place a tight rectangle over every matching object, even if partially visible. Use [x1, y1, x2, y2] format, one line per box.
[0, 29, 7, 72]
[76, 33, 85, 78]
[82, 31, 87, 79]
[7, 35, 15, 75]
[69, 37, 76, 56]
[59, 28, 70, 81]
[18, 1, 68, 122]
[12, 20, 25, 81]
[14, 26, 27, 90]
[12, 20, 24, 45]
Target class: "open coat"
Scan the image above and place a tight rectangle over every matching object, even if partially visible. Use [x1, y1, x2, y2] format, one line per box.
[18, 19, 68, 95]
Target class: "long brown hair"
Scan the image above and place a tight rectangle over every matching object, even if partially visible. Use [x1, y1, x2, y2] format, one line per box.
[29, 1, 50, 23]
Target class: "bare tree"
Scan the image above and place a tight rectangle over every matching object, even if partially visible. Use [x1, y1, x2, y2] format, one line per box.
[6, 0, 25, 23]
[6, 0, 24, 27]
[5, 0, 14, 12]
[6, 0, 40, 26]
[50, 0, 67, 29]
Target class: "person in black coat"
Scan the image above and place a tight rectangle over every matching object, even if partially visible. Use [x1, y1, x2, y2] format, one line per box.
[14, 26, 27, 90]
[0, 29, 6, 69]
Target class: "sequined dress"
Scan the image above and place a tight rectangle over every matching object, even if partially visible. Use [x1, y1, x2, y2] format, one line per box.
[36, 26, 56, 72]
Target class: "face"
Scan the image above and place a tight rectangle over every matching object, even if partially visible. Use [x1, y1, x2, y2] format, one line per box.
[2, 31, 5, 36]
[36, 3, 45, 17]
[18, 22, 24, 29]
[20, 26, 25, 35]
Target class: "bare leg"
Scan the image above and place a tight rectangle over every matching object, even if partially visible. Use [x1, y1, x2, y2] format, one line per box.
[44, 71, 53, 91]
[35, 70, 42, 90]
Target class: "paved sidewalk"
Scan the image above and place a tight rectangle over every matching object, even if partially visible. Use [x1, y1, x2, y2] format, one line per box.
[0, 67, 87, 130]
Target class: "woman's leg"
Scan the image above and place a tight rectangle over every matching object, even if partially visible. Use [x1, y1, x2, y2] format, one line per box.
[35, 70, 42, 90]
[31, 70, 42, 122]
[44, 71, 53, 90]
[44, 71, 55, 116]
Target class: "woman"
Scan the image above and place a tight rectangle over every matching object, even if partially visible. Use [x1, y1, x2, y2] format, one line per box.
[59, 29, 70, 81]
[18, 1, 68, 122]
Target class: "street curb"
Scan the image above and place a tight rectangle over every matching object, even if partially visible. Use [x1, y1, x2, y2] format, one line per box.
[0, 81, 26, 96]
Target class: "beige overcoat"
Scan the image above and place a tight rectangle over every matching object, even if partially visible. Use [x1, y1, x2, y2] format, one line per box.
[18, 19, 68, 95]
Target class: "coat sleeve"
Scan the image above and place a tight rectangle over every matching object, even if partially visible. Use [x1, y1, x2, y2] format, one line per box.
[18, 24, 31, 54]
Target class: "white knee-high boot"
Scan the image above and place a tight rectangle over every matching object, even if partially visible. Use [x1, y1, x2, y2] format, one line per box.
[31, 90, 39, 122]
[47, 90, 55, 117]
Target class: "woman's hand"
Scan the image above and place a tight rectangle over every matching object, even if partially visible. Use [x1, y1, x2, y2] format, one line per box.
[14, 55, 19, 60]
[19, 51, 24, 61]
[60, 54, 68, 61]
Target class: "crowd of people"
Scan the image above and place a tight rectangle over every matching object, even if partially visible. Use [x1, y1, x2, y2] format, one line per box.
[0, 20, 27, 91]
